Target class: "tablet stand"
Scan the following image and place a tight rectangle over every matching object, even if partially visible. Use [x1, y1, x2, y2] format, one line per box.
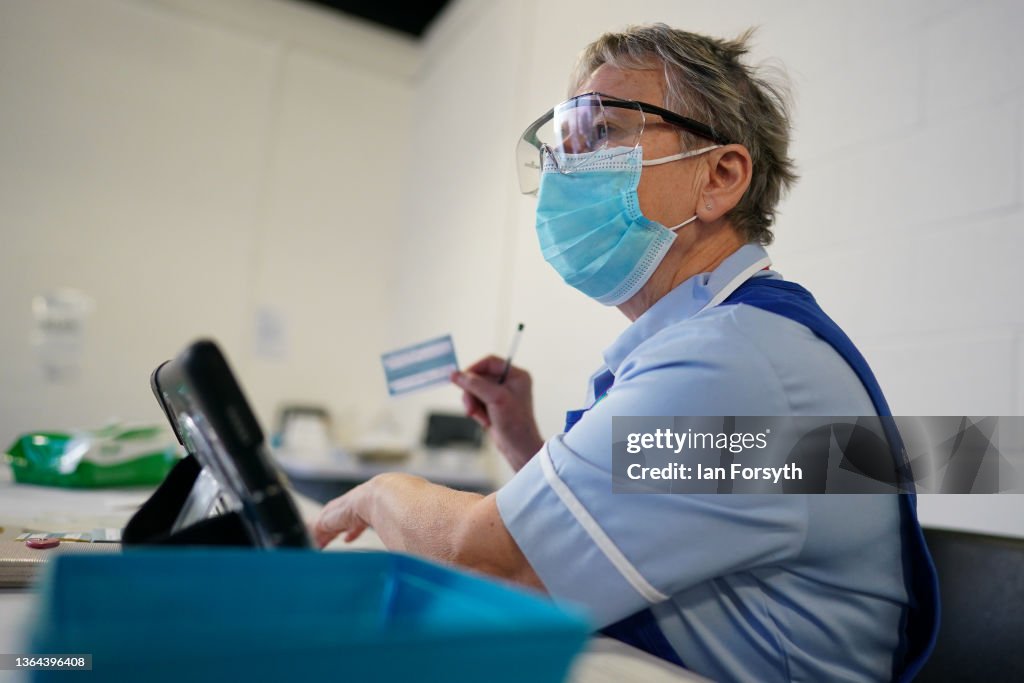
[122, 454, 254, 547]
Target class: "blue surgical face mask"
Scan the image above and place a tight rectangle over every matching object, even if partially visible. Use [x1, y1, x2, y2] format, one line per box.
[535, 144, 720, 306]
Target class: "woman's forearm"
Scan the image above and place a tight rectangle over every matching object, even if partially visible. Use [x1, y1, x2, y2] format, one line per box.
[315, 473, 544, 591]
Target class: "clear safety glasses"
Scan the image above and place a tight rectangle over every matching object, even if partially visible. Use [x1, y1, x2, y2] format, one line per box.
[515, 91, 731, 195]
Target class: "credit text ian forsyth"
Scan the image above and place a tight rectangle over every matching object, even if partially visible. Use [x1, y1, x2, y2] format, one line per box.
[625, 427, 803, 483]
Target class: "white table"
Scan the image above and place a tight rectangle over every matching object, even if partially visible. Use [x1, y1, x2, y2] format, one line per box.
[0, 466, 705, 683]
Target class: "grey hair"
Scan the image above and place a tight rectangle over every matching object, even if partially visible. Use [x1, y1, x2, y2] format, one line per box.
[570, 24, 797, 245]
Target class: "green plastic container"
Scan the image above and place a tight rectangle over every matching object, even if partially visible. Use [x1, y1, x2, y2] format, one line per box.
[6, 425, 180, 488]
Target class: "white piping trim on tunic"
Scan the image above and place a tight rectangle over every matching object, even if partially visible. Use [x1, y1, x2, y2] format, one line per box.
[701, 256, 773, 311]
[539, 445, 669, 603]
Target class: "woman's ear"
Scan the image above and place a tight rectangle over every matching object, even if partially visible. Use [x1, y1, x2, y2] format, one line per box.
[699, 144, 753, 222]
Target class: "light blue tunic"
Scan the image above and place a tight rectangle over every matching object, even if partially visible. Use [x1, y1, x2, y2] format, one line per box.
[496, 244, 908, 682]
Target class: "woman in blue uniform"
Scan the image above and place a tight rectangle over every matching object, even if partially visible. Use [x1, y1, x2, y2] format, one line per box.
[315, 23, 938, 682]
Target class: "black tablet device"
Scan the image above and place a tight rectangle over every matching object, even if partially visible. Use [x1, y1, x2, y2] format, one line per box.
[150, 339, 312, 549]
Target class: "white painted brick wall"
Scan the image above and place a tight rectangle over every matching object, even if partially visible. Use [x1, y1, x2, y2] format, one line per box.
[792, 37, 923, 164]
[860, 332, 1018, 415]
[924, 0, 1024, 117]
[1019, 341, 1024, 416]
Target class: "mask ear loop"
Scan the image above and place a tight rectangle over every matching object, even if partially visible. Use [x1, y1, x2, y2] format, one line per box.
[665, 214, 698, 231]
[641, 144, 722, 167]
[644, 143, 722, 231]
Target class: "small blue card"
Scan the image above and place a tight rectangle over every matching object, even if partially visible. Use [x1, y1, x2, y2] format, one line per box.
[381, 334, 459, 396]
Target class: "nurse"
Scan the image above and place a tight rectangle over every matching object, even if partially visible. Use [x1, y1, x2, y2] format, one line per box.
[315, 23, 938, 682]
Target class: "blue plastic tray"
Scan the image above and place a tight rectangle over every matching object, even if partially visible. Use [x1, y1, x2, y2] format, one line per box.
[28, 550, 590, 682]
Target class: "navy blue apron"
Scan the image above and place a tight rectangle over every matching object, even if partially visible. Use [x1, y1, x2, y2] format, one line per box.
[566, 276, 940, 681]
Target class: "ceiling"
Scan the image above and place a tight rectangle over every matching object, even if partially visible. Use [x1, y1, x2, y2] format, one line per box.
[299, 0, 452, 38]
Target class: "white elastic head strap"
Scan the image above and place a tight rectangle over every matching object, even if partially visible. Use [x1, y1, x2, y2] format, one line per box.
[641, 144, 721, 167]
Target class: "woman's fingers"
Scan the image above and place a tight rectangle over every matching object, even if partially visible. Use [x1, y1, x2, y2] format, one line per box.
[464, 354, 508, 377]
[314, 496, 363, 548]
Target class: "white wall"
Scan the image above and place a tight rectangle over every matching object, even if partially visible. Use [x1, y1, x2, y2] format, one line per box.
[0, 0, 414, 445]
[396, 0, 1024, 536]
